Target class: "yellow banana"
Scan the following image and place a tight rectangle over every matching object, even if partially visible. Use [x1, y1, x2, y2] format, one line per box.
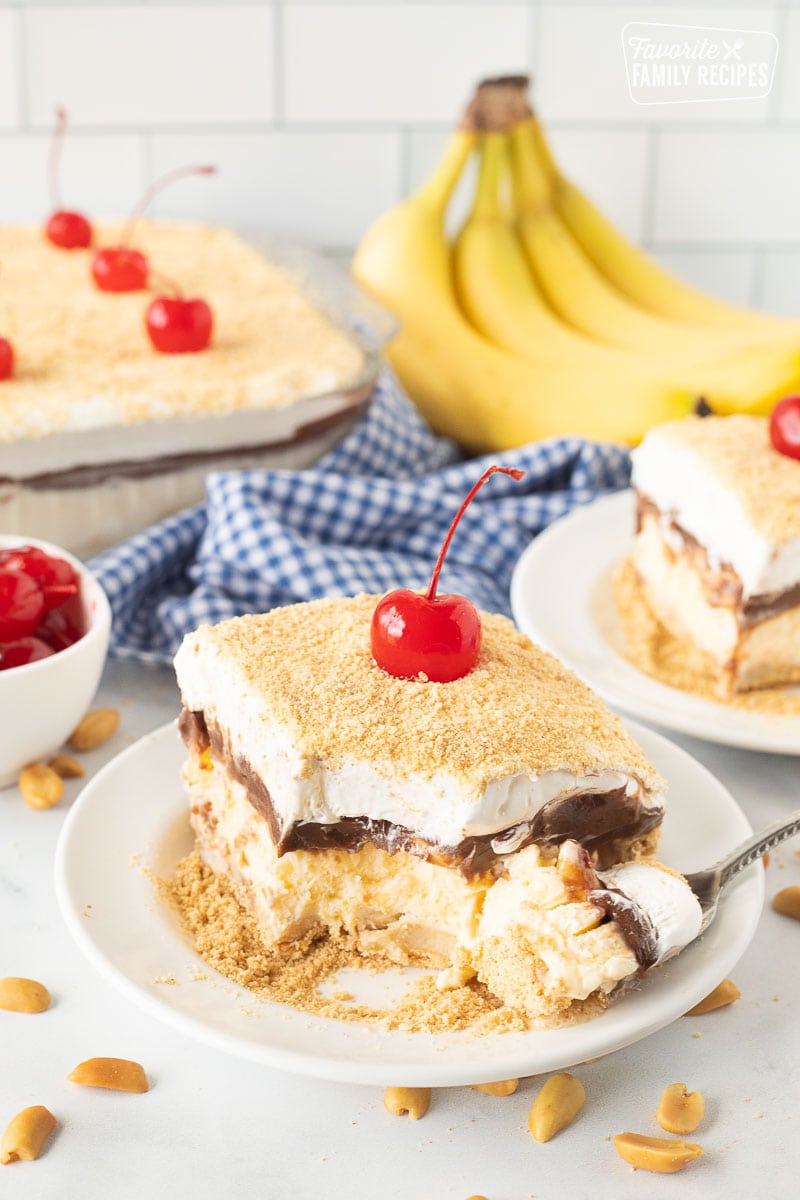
[528, 113, 800, 336]
[509, 120, 799, 367]
[453, 132, 591, 360]
[454, 133, 798, 416]
[352, 131, 696, 450]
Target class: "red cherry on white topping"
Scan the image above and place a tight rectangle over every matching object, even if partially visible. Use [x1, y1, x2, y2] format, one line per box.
[0, 336, 13, 381]
[146, 293, 213, 354]
[371, 465, 525, 683]
[91, 164, 216, 294]
[45, 107, 93, 250]
[770, 395, 800, 461]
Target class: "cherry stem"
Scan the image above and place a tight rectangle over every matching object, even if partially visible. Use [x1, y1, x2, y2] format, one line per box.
[119, 163, 217, 248]
[425, 465, 525, 602]
[48, 106, 68, 211]
[148, 269, 183, 299]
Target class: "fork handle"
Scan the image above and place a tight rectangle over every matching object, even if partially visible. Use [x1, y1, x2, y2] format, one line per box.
[715, 806, 800, 891]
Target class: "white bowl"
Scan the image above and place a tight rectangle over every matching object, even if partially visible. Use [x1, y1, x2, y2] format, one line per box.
[0, 535, 111, 788]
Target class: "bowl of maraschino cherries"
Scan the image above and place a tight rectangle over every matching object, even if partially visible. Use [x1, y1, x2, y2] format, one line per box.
[0, 536, 111, 788]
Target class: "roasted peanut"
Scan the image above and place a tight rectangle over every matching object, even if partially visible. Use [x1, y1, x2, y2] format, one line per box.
[0, 978, 50, 1014]
[685, 978, 740, 1016]
[657, 1083, 705, 1134]
[0, 1106, 56, 1164]
[68, 708, 120, 753]
[613, 1132, 703, 1173]
[67, 1057, 149, 1093]
[528, 1072, 585, 1143]
[18, 764, 63, 810]
[383, 1086, 430, 1120]
[48, 754, 86, 779]
[772, 886, 800, 922]
[470, 1079, 519, 1096]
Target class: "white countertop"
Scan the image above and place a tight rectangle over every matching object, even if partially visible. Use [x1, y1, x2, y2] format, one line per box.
[3, 657, 798, 1200]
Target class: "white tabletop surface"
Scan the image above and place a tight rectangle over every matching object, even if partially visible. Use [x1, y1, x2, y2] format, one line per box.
[3, 656, 799, 1200]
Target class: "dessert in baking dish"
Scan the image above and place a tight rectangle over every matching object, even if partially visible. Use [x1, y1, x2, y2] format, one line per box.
[0, 222, 373, 556]
[631, 413, 800, 695]
[174, 594, 702, 1025]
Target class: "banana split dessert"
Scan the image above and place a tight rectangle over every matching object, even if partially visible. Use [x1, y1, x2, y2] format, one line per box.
[630, 410, 800, 695]
[172, 471, 702, 1026]
[0, 220, 372, 556]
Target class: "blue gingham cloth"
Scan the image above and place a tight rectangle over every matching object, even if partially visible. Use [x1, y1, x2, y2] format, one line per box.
[89, 372, 631, 666]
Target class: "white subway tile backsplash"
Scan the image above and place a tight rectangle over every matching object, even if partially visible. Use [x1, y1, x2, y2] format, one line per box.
[0, 11, 20, 129]
[149, 130, 402, 246]
[777, 9, 800, 123]
[0, 0, 796, 266]
[536, 6, 779, 124]
[283, 4, 531, 124]
[650, 249, 756, 308]
[761, 251, 800, 317]
[653, 132, 800, 245]
[0, 133, 146, 223]
[24, 6, 275, 128]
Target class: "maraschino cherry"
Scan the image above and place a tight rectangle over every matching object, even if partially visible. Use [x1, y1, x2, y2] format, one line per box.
[92, 164, 216, 293]
[44, 107, 93, 250]
[0, 336, 13, 381]
[145, 276, 213, 354]
[371, 465, 525, 683]
[770, 395, 800, 461]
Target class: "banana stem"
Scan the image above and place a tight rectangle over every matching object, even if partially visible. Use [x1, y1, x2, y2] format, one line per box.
[415, 131, 475, 217]
[509, 118, 551, 211]
[471, 134, 507, 221]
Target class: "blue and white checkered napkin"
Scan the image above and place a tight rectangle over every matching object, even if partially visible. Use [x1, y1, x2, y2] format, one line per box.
[89, 372, 631, 666]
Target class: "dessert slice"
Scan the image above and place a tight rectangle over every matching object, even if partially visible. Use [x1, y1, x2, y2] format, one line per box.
[174, 594, 700, 1024]
[630, 414, 800, 694]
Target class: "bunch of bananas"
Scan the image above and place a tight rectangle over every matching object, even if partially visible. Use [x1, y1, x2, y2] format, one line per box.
[353, 77, 800, 451]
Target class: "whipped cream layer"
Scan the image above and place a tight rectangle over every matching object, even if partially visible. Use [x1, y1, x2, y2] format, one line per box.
[174, 642, 663, 852]
[631, 431, 800, 599]
[0, 387, 365, 482]
[597, 862, 703, 966]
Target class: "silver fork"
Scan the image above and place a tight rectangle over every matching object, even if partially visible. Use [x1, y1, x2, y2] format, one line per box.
[684, 807, 800, 931]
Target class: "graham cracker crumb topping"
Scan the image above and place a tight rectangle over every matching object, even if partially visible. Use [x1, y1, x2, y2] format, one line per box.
[648, 415, 800, 545]
[0, 221, 364, 443]
[178, 594, 661, 798]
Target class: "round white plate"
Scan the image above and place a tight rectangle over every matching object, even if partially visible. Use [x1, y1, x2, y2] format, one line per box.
[55, 719, 763, 1087]
[511, 491, 800, 756]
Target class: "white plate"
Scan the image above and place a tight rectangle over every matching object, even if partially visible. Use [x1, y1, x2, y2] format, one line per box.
[55, 720, 763, 1087]
[511, 491, 800, 756]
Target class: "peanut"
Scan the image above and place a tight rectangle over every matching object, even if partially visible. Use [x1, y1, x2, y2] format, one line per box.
[68, 708, 120, 753]
[0, 1106, 56, 1164]
[18, 764, 63, 810]
[383, 1086, 430, 1120]
[470, 1079, 519, 1097]
[48, 754, 86, 779]
[772, 886, 800, 921]
[67, 1057, 149, 1093]
[528, 1072, 585, 1143]
[613, 1132, 703, 1173]
[0, 978, 50, 1014]
[656, 1083, 705, 1134]
[685, 978, 740, 1016]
